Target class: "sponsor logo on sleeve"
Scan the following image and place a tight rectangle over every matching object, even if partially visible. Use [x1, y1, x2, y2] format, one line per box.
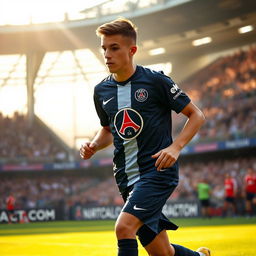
[170, 84, 182, 100]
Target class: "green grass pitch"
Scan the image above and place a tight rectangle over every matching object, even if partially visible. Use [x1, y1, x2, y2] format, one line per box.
[0, 217, 255, 256]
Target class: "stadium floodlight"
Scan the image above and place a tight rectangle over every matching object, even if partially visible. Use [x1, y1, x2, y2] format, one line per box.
[192, 37, 212, 47]
[238, 25, 254, 34]
[148, 47, 166, 56]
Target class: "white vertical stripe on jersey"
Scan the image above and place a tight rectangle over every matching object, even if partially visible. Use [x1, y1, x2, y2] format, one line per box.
[117, 82, 140, 186]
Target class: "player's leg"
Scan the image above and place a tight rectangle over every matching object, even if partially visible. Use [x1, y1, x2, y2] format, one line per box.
[230, 199, 237, 216]
[222, 199, 228, 216]
[245, 198, 252, 216]
[115, 211, 143, 239]
[252, 196, 256, 216]
[201, 206, 207, 218]
[200, 200, 207, 218]
[223, 198, 234, 216]
[143, 229, 173, 256]
[115, 211, 143, 256]
[7, 210, 14, 224]
[245, 192, 255, 216]
[143, 229, 208, 256]
[206, 205, 212, 218]
[205, 200, 211, 218]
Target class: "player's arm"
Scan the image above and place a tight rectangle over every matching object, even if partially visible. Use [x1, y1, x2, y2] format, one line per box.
[152, 102, 205, 171]
[80, 126, 113, 160]
[173, 101, 205, 150]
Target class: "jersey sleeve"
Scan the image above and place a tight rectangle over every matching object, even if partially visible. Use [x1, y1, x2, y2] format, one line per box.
[93, 89, 109, 127]
[154, 73, 191, 113]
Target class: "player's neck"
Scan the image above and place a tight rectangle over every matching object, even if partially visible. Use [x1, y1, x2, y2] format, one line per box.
[113, 63, 136, 82]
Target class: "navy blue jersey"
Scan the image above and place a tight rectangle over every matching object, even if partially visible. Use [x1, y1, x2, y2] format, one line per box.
[94, 65, 191, 193]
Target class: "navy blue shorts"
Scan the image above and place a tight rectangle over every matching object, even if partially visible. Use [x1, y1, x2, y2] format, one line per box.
[246, 192, 256, 201]
[121, 173, 178, 245]
[200, 199, 210, 207]
[7, 209, 14, 214]
[225, 197, 235, 203]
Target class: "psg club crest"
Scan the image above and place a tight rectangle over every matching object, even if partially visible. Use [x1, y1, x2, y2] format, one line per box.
[114, 108, 143, 140]
[135, 88, 148, 102]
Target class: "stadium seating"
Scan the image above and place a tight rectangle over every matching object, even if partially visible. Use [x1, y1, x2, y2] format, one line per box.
[0, 112, 68, 164]
[176, 46, 256, 142]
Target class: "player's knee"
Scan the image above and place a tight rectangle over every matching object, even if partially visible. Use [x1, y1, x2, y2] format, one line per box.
[115, 222, 136, 238]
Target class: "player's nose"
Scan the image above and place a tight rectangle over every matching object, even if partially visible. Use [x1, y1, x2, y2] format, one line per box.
[104, 49, 112, 59]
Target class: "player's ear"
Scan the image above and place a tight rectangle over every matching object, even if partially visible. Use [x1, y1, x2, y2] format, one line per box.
[130, 46, 137, 56]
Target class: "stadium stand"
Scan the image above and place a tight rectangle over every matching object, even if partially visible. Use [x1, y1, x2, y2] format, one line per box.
[0, 172, 98, 210]
[0, 112, 69, 164]
[174, 46, 256, 143]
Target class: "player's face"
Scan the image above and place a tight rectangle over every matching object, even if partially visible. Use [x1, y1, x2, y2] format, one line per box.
[101, 34, 136, 75]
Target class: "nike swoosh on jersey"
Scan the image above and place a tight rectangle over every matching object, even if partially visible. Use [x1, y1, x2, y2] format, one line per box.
[133, 205, 147, 211]
[103, 97, 114, 105]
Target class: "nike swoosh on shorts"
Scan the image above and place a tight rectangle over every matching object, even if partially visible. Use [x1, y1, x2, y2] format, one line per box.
[133, 205, 147, 211]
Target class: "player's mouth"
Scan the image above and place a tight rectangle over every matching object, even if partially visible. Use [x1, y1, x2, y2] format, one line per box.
[106, 62, 114, 66]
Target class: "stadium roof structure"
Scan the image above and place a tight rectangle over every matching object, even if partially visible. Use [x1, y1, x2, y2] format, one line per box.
[1, 0, 256, 68]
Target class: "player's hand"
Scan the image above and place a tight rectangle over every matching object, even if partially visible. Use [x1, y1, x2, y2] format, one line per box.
[80, 142, 98, 159]
[152, 145, 180, 171]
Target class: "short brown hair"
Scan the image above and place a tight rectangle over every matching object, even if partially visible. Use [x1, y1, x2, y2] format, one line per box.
[96, 18, 137, 43]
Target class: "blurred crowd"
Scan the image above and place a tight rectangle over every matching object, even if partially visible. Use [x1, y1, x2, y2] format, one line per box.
[1, 156, 255, 218]
[0, 112, 68, 164]
[177, 46, 256, 142]
[0, 175, 98, 210]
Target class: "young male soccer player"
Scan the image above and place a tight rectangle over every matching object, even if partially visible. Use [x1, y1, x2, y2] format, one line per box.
[6, 192, 16, 223]
[197, 177, 211, 218]
[223, 173, 237, 217]
[80, 18, 210, 256]
[244, 168, 256, 217]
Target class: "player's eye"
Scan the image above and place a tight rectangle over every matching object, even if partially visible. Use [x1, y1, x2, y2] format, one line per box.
[111, 47, 119, 51]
